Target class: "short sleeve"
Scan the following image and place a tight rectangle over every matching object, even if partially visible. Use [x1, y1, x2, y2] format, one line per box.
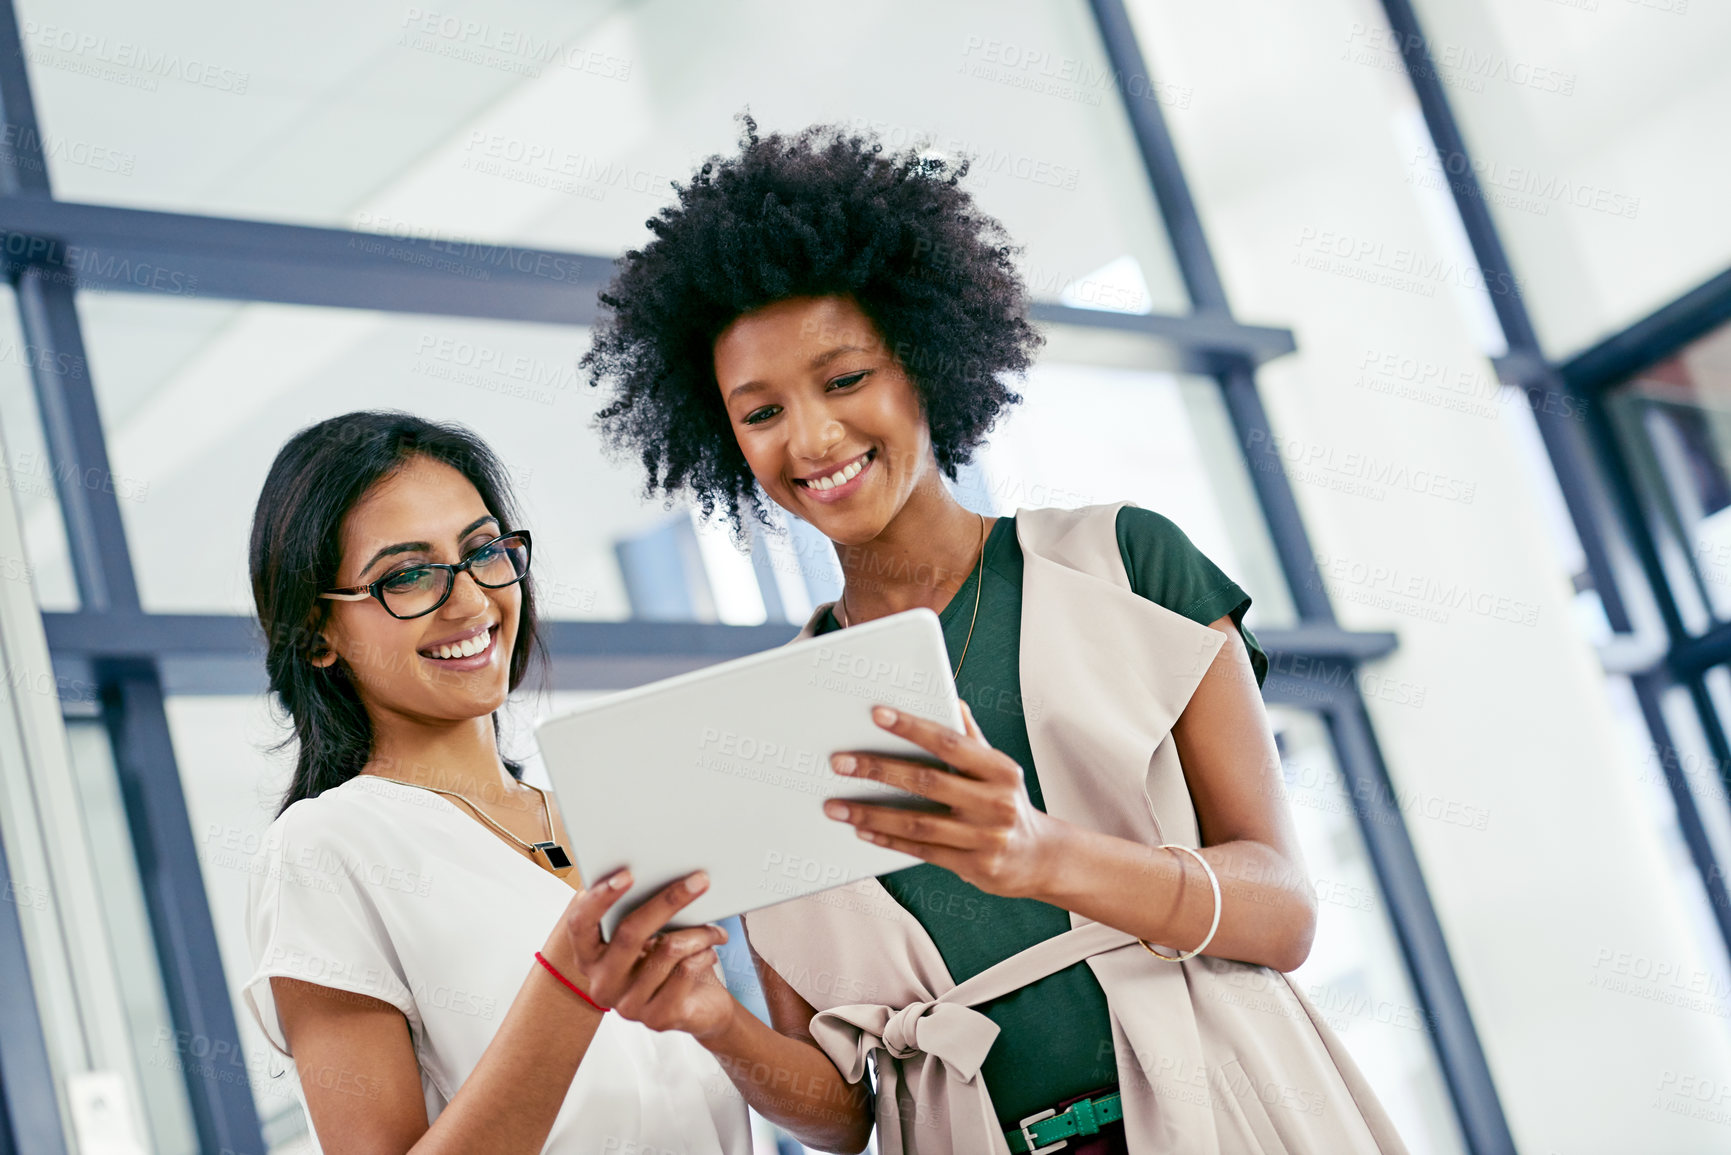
[1115, 505, 1269, 689]
[242, 805, 419, 1056]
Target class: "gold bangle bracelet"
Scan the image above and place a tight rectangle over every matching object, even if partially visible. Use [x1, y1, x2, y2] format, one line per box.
[1139, 843, 1222, 962]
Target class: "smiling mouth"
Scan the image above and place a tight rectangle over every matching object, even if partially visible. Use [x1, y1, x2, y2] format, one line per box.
[419, 626, 497, 661]
[794, 449, 875, 491]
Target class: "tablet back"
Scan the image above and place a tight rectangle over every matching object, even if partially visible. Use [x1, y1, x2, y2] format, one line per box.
[534, 608, 963, 937]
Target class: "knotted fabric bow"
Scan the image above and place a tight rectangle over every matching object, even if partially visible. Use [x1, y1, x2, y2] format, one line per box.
[808, 921, 1137, 1154]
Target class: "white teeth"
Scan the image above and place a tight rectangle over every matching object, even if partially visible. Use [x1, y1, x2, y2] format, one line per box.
[806, 457, 866, 490]
[429, 631, 489, 660]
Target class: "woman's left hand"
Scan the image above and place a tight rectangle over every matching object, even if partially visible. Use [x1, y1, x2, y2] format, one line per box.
[823, 701, 1064, 900]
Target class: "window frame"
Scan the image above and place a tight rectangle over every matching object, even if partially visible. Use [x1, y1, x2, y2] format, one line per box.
[0, 0, 1507, 1149]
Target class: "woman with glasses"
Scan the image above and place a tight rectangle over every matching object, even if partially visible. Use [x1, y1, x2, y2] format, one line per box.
[240, 411, 871, 1153]
[582, 122, 1409, 1153]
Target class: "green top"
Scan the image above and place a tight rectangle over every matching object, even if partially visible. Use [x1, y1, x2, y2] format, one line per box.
[815, 505, 1267, 1127]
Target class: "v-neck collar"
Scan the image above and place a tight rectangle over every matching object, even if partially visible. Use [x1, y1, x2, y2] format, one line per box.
[936, 515, 1012, 629]
[817, 515, 1014, 634]
[345, 774, 579, 888]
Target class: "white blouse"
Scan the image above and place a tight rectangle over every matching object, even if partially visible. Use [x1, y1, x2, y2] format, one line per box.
[241, 774, 751, 1153]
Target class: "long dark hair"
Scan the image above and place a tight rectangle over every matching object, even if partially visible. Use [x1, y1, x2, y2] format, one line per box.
[250, 411, 544, 816]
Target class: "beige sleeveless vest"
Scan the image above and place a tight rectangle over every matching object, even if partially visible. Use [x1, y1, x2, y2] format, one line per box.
[742, 501, 1410, 1154]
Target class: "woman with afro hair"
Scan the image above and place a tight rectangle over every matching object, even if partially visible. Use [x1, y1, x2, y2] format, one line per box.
[584, 119, 1408, 1155]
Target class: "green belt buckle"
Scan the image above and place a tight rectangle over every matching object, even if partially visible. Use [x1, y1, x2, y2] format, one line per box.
[1010, 1091, 1123, 1153]
[1015, 1108, 1067, 1155]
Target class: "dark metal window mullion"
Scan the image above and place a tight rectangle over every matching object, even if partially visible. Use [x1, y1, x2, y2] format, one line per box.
[1579, 379, 1731, 859]
[1215, 363, 1335, 622]
[1371, 0, 1731, 959]
[15, 273, 265, 1155]
[0, 816, 67, 1155]
[1613, 655, 1731, 969]
[1321, 689, 1510, 1152]
[1375, 0, 1634, 634]
[1085, 1, 1516, 1151]
[1084, 0, 1227, 314]
[0, 1065, 17, 1155]
[14, 274, 137, 613]
[12, 271, 265, 1155]
[0, 16, 74, 1145]
[99, 662, 267, 1154]
[1667, 672, 1731, 947]
[1570, 284, 1731, 844]
[0, 1, 267, 1136]
[1582, 391, 1698, 650]
[1518, 376, 1634, 631]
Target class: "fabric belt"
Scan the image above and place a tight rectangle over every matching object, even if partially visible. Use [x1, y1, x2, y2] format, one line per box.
[807, 920, 1139, 1153]
[1006, 1090, 1124, 1153]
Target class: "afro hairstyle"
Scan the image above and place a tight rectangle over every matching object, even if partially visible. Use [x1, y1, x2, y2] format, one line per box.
[582, 115, 1043, 530]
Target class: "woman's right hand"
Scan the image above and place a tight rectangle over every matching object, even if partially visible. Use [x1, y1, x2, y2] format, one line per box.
[560, 869, 737, 1041]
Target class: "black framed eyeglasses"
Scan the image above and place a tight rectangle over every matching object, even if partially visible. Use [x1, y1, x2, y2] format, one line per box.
[320, 531, 533, 620]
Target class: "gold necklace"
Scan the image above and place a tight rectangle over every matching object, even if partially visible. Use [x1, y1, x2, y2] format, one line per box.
[366, 774, 574, 877]
[837, 512, 987, 682]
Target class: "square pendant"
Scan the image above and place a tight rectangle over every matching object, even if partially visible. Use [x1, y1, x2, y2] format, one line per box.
[533, 842, 573, 871]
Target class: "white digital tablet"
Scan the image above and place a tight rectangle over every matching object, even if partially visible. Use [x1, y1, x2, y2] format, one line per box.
[533, 607, 963, 938]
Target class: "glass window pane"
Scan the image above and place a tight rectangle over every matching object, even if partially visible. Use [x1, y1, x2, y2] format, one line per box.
[74, 294, 671, 618]
[75, 295, 1291, 630]
[1405, 0, 1731, 358]
[1603, 316, 1731, 634]
[22, 0, 1190, 315]
[1647, 672, 1731, 983]
[1267, 706, 1465, 1155]
[0, 282, 82, 611]
[60, 720, 200, 1155]
[962, 351, 1296, 627]
[164, 694, 334, 1152]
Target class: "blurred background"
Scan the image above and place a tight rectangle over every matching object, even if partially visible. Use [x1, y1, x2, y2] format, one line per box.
[0, 0, 1726, 1152]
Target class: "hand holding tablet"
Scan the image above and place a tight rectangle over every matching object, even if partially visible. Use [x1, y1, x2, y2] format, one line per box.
[533, 609, 963, 937]
[818, 697, 1058, 902]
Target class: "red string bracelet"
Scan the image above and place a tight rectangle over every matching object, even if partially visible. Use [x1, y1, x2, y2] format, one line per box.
[534, 951, 609, 1013]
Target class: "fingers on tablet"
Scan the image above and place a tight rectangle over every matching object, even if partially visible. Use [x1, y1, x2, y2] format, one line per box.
[613, 873, 709, 947]
[567, 872, 628, 936]
[961, 700, 984, 738]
